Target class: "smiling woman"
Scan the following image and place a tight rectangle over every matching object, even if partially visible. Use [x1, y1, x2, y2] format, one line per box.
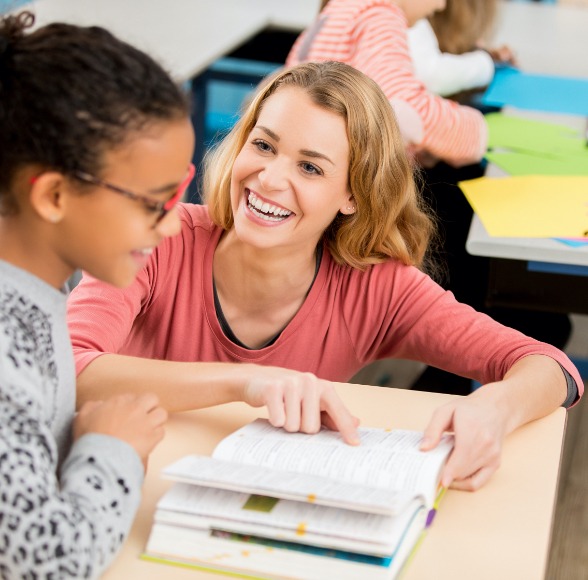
[67, 61, 582, 494]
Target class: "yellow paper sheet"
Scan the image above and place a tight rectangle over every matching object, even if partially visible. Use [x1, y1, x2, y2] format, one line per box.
[459, 175, 588, 237]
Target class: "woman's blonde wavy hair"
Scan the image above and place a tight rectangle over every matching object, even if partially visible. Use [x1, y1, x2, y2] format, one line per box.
[204, 61, 435, 270]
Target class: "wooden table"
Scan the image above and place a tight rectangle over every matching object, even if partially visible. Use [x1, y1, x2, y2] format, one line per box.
[103, 383, 566, 580]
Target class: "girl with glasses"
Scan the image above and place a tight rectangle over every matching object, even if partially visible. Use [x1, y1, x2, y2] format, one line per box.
[0, 11, 193, 576]
[68, 61, 582, 494]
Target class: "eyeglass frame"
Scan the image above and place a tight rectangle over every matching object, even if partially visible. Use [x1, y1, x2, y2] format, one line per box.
[72, 163, 195, 223]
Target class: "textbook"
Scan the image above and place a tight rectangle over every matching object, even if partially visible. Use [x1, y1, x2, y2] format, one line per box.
[143, 419, 454, 580]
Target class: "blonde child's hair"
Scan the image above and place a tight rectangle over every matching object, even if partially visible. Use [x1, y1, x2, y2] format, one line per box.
[429, 0, 498, 54]
[204, 61, 435, 271]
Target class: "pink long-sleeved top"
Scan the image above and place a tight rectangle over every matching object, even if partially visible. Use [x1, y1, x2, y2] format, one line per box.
[286, 0, 487, 167]
[67, 204, 582, 404]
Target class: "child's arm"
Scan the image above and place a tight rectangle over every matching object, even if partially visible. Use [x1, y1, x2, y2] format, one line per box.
[0, 394, 155, 577]
[420, 355, 567, 491]
[350, 5, 488, 166]
[408, 19, 495, 97]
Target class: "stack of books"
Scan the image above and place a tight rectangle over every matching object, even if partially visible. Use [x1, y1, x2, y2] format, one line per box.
[143, 419, 453, 580]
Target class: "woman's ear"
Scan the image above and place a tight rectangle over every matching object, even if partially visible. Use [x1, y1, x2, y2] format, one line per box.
[28, 172, 67, 224]
[339, 196, 356, 215]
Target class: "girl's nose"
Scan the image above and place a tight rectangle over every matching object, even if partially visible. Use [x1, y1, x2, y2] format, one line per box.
[155, 205, 182, 238]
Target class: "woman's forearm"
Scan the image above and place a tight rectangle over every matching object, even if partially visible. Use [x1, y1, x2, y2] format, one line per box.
[76, 354, 256, 412]
[76, 354, 362, 445]
[474, 354, 568, 434]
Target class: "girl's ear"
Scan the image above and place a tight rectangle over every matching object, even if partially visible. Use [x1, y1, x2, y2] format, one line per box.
[29, 172, 67, 224]
[339, 195, 356, 215]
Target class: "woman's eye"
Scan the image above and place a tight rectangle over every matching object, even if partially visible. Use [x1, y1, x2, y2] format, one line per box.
[252, 139, 273, 153]
[301, 162, 323, 176]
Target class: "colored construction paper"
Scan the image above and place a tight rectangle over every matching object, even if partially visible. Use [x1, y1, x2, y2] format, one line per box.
[459, 175, 588, 238]
[485, 150, 588, 176]
[486, 113, 587, 158]
[554, 238, 588, 248]
[482, 67, 588, 117]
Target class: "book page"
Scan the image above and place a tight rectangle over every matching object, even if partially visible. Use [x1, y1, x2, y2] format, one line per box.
[164, 455, 416, 515]
[212, 419, 453, 506]
[156, 482, 424, 556]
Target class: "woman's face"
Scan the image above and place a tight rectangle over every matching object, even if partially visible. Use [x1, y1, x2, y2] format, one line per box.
[58, 117, 195, 288]
[230, 87, 354, 255]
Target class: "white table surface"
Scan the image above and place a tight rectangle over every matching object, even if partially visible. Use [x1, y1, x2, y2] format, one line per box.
[467, 214, 588, 266]
[493, 1, 588, 78]
[18, 0, 319, 82]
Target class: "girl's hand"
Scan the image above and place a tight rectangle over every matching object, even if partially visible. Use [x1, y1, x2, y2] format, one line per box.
[243, 372, 360, 445]
[74, 393, 168, 471]
[488, 44, 517, 66]
[420, 387, 510, 491]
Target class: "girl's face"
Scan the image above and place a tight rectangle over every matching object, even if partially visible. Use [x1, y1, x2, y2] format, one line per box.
[59, 117, 195, 287]
[400, 0, 447, 26]
[230, 87, 354, 255]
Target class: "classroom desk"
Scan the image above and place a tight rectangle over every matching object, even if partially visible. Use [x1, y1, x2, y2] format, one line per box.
[24, 0, 271, 81]
[102, 383, 566, 580]
[21, 0, 319, 81]
[467, 215, 588, 269]
[467, 1, 588, 314]
[494, 0, 588, 78]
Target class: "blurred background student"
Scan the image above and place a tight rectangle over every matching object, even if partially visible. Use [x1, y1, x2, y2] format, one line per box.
[408, 0, 516, 98]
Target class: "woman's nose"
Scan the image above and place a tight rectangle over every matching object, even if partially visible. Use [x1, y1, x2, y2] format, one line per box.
[258, 157, 289, 192]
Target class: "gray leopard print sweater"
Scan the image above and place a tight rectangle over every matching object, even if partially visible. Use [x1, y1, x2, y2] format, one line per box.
[0, 260, 143, 578]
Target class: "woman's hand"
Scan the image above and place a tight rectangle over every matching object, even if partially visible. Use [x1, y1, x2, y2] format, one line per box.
[420, 388, 509, 491]
[243, 372, 360, 446]
[419, 355, 568, 491]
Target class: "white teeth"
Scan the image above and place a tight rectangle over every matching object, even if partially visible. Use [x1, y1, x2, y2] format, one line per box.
[247, 191, 292, 221]
[140, 248, 153, 255]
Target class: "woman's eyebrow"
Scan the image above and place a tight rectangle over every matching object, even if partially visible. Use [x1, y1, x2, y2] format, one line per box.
[256, 125, 334, 165]
[299, 149, 334, 165]
[257, 125, 280, 141]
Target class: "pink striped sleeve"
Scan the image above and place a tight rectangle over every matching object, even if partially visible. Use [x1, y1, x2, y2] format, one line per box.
[287, 1, 487, 167]
[351, 6, 487, 166]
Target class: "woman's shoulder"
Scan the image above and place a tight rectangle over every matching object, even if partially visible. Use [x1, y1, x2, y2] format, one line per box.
[176, 202, 215, 231]
[327, 251, 431, 291]
[153, 203, 220, 262]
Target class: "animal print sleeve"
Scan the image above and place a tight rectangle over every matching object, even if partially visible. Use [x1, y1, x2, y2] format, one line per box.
[0, 395, 143, 578]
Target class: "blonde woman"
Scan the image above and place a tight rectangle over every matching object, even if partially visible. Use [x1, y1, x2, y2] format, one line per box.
[68, 62, 581, 491]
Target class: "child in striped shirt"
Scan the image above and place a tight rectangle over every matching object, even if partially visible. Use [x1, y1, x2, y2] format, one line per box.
[286, 0, 487, 168]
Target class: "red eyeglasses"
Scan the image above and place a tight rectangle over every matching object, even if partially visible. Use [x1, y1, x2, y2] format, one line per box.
[73, 163, 195, 223]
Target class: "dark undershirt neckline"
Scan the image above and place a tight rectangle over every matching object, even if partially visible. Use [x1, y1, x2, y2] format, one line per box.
[213, 245, 323, 350]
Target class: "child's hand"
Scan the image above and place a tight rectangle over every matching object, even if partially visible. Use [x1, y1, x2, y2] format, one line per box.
[488, 44, 517, 67]
[74, 393, 168, 471]
[243, 372, 360, 445]
[420, 389, 508, 491]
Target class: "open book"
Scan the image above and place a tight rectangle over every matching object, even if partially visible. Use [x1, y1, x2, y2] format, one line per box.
[144, 419, 454, 580]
